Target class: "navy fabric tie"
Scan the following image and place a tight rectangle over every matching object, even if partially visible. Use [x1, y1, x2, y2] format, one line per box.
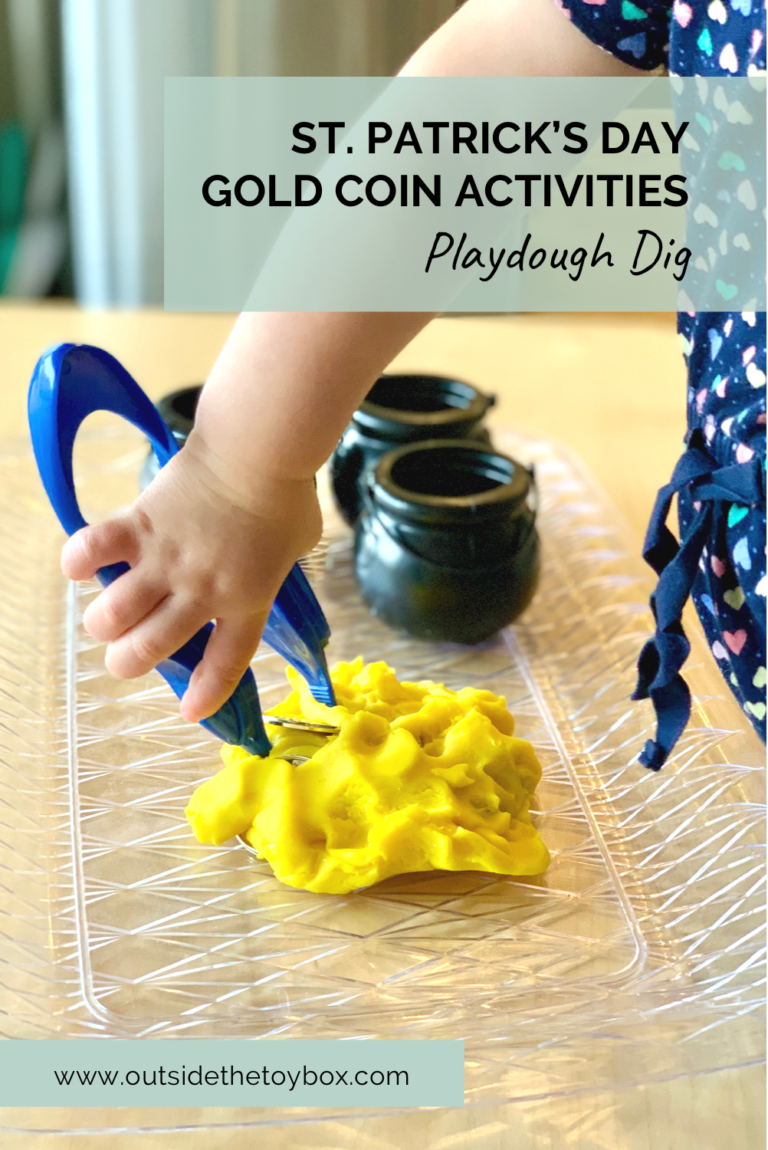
[633, 433, 765, 770]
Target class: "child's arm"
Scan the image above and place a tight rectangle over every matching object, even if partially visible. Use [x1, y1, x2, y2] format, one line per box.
[62, 0, 644, 725]
[399, 0, 647, 78]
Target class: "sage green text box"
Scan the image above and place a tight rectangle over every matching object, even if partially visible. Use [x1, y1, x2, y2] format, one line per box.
[0, 1039, 464, 1108]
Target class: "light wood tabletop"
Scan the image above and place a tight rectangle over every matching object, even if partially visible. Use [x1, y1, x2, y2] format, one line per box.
[1, 305, 684, 539]
[0, 303, 763, 1149]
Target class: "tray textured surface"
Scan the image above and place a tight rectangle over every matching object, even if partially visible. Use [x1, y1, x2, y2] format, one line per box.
[0, 426, 763, 1121]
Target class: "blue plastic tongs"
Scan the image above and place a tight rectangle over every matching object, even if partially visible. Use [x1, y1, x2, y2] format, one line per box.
[28, 342, 335, 757]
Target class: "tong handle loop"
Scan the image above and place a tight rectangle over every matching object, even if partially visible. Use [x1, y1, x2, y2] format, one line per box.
[28, 342, 272, 755]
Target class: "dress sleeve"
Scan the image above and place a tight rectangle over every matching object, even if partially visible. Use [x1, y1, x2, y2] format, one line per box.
[555, 0, 670, 72]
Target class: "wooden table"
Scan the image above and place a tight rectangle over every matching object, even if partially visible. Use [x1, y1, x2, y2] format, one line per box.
[0, 303, 763, 1149]
[1, 306, 684, 538]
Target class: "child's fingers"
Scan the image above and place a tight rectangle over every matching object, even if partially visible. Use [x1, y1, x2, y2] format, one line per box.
[82, 572, 168, 643]
[180, 613, 267, 723]
[62, 519, 138, 581]
[104, 596, 211, 680]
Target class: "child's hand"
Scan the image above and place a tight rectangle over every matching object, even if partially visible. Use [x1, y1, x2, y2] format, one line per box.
[59, 308, 432, 723]
[61, 429, 322, 723]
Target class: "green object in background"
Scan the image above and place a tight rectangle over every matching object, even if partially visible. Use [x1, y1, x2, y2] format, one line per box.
[0, 121, 28, 292]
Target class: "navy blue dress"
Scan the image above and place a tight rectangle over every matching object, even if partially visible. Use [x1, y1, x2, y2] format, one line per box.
[556, 0, 766, 766]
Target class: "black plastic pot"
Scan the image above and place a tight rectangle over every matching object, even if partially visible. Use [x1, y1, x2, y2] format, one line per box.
[354, 440, 539, 645]
[331, 374, 495, 526]
[140, 385, 202, 490]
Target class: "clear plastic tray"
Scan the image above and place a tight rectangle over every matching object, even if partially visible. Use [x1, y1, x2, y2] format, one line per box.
[0, 425, 763, 1135]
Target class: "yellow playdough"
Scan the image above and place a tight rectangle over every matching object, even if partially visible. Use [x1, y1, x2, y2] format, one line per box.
[186, 659, 549, 894]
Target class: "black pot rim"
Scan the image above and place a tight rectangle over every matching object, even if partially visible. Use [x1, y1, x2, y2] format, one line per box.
[354, 374, 493, 438]
[369, 439, 532, 522]
[155, 385, 203, 438]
